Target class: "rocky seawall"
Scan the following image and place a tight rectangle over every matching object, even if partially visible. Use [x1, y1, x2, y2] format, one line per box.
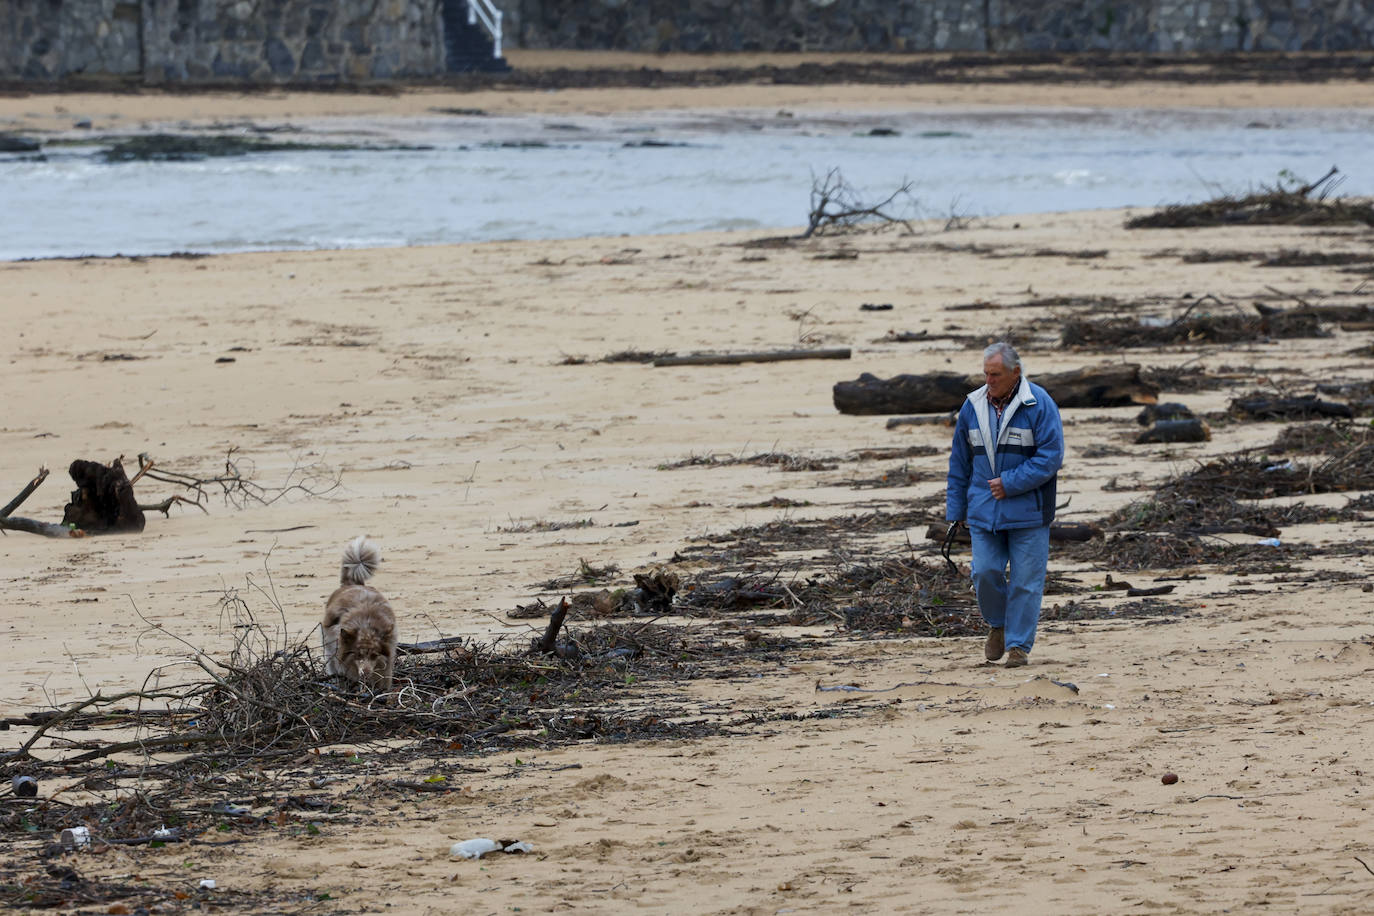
[510, 0, 1374, 54]
[1, 0, 443, 82]
[2, 0, 1371, 83]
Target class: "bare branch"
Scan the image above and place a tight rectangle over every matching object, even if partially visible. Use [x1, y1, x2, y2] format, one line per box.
[1, 467, 49, 519]
[801, 167, 917, 239]
[135, 448, 341, 510]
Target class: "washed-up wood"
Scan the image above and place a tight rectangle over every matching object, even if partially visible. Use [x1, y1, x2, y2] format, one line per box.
[835, 364, 1158, 415]
[533, 597, 571, 655]
[1, 468, 50, 519]
[62, 458, 145, 534]
[1126, 584, 1176, 597]
[879, 330, 976, 343]
[0, 467, 85, 538]
[654, 347, 850, 367]
[924, 522, 1101, 545]
[0, 516, 84, 538]
[397, 636, 472, 656]
[1136, 418, 1211, 444]
[1230, 395, 1353, 420]
[885, 413, 958, 429]
[835, 372, 970, 415]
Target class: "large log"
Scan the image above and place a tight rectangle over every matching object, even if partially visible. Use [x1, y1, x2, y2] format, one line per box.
[655, 347, 850, 367]
[833, 364, 1158, 415]
[1229, 395, 1352, 420]
[924, 522, 1101, 545]
[834, 372, 970, 415]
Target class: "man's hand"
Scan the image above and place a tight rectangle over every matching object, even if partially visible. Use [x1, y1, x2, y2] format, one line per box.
[988, 477, 1006, 500]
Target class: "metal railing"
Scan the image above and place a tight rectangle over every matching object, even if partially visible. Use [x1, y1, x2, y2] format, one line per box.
[467, 0, 503, 58]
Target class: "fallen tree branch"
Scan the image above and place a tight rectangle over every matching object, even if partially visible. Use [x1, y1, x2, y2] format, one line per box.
[885, 413, 957, 429]
[13, 687, 194, 759]
[1, 467, 49, 518]
[138, 494, 210, 517]
[135, 447, 341, 510]
[654, 347, 851, 367]
[533, 598, 570, 655]
[0, 516, 83, 538]
[801, 167, 916, 238]
[925, 522, 1101, 545]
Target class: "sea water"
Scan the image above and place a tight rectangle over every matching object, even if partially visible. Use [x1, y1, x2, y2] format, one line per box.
[2, 106, 1372, 261]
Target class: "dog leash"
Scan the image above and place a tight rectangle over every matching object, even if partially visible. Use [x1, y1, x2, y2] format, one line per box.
[941, 521, 961, 577]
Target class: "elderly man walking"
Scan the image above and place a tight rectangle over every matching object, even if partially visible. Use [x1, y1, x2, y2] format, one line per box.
[945, 342, 1064, 667]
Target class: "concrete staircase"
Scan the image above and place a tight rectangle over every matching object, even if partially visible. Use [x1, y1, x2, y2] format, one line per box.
[442, 0, 510, 72]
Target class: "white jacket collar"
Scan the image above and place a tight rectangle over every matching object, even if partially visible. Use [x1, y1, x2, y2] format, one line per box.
[968, 375, 1036, 411]
[968, 376, 1036, 469]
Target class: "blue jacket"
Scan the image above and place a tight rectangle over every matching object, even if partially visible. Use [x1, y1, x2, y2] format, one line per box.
[946, 376, 1063, 531]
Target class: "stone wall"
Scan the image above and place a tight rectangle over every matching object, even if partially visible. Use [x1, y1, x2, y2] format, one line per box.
[3, 0, 1372, 82]
[0, 0, 444, 82]
[510, 0, 1374, 53]
[1, 0, 143, 80]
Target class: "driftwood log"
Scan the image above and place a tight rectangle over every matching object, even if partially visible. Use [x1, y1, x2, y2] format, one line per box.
[0, 468, 85, 538]
[885, 413, 958, 429]
[1230, 395, 1353, 421]
[655, 347, 850, 368]
[834, 364, 1158, 415]
[925, 522, 1101, 545]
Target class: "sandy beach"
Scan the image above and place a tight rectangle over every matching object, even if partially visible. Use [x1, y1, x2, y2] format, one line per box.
[2, 62, 1374, 913]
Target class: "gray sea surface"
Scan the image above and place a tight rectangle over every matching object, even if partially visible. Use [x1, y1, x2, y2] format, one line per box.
[3, 106, 1372, 261]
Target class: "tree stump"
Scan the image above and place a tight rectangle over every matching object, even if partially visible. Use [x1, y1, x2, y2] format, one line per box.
[62, 458, 146, 534]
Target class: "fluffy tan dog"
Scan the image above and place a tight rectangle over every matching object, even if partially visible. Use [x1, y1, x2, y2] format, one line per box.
[322, 536, 396, 693]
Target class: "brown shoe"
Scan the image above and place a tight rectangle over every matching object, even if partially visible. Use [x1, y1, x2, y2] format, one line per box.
[984, 627, 1004, 661]
[1005, 648, 1029, 668]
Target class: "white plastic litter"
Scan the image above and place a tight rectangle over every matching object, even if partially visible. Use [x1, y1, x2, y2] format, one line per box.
[452, 838, 501, 859]
[199, 879, 216, 890]
[1258, 537, 1281, 547]
[451, 838, 534, 859]
[60, 827, 90, 849]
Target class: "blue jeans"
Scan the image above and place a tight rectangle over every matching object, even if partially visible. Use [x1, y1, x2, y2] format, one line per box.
[969, 524, 1051, 653]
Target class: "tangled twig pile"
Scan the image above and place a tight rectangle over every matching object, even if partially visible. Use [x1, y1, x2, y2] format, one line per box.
[1125, 166, 1374, 229]
[1061, 297, 1323, 348]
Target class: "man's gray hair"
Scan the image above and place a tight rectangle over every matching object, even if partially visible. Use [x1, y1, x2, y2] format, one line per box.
[983, 341, 1021, 372]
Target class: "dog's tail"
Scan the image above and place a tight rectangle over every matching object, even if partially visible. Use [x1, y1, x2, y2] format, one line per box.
[340, 535, 381, 586]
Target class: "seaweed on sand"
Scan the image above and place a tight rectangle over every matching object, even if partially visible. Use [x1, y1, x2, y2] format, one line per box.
[1096, 439, 1374, 544]
[659, 450, 838, 472]
[1061, 531, 1304, 571]
[673, 501, 944, 562]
